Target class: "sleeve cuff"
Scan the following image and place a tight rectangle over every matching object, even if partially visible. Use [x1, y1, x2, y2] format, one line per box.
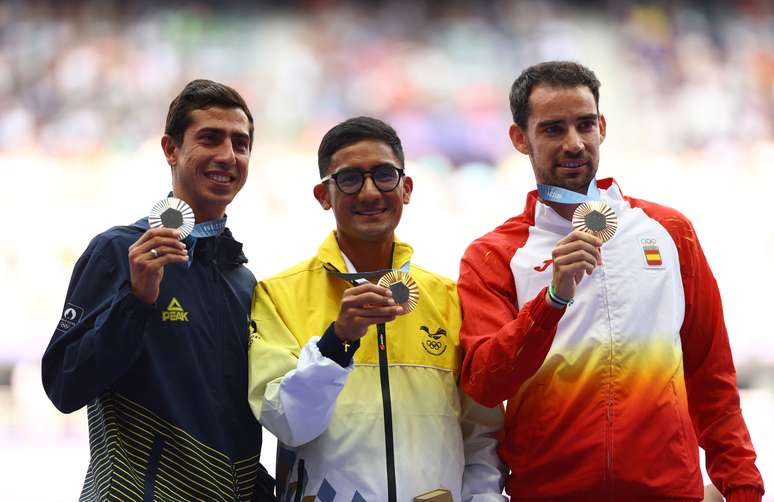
[725, 488, 763, 502]
[529, 287, 566, 329]
[316, 322, 360, 367]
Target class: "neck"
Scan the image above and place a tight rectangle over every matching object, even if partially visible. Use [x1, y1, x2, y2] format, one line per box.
[194, 208, 225, 224]
[544, 200, 578, 221]
[336, 232, 394, 281]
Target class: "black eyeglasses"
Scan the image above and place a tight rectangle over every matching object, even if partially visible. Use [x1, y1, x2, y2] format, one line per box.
[321, 165, 405, 195]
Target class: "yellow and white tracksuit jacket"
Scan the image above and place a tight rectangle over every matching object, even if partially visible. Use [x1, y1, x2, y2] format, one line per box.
[248, 232, 506, 502]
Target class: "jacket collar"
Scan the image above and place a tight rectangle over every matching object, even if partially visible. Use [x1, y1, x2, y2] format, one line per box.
[317, 231, 414, 273]
[130, 217, 248, 266]
[528, 177, 624, 232]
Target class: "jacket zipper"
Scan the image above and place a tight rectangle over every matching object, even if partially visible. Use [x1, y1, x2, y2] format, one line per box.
[294, 459, 305, 502]
[325, 248, 399, 501]
[377, 322, 397, 502]
[599, 266, 614, 496]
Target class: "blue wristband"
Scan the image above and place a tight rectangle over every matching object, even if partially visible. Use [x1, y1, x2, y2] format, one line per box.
[548, 284, 574, 306]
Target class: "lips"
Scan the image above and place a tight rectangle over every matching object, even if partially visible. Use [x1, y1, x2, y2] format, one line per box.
[204, 171, 234, 184]
[557, 160, 589, 169]
[354, 208, 387, 216]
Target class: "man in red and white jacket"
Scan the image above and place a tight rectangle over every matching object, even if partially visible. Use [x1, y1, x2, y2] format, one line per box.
[458, 61, 764, 502]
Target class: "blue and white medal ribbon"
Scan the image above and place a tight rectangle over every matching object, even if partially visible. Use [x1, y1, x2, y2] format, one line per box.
[538, 179, 618, 242]
[182, 217, 227, 268]
[191, 218, 226, 238]
[537, 178, 601, 204]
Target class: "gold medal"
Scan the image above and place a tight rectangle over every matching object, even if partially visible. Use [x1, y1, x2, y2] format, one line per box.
[378, 270, 419, 313]
[572, 201, 618, 243]
[148, 197, 195, 240]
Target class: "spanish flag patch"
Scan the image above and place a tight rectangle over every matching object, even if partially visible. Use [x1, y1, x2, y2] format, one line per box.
[641, 239, 663, 266]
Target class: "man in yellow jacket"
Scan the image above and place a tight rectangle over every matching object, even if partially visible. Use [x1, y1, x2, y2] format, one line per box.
[248, 116, 506, 502]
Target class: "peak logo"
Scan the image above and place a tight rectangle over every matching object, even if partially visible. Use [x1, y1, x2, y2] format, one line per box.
[162, 297, 189, 322]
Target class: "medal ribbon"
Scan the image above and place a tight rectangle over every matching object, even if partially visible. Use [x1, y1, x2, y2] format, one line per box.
[325, 262, 410, 286]
[183, 217, 227, 268]
[191, 218, 226, 238]
[537, 179, 601, 204]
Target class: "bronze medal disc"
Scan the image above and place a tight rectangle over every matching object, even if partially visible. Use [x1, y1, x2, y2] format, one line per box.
[572, 201, 618, 243]
[377, 270, 419, 313]
[148, 197, 195, 240]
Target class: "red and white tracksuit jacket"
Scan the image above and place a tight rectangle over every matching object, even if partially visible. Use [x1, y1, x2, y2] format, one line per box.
[458, 178, 763, 502]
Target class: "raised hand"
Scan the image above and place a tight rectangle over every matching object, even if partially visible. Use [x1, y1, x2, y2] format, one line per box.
[333, 283, 405, 343]
[128, 228, 188, 304]
[549, 230, 602, 303]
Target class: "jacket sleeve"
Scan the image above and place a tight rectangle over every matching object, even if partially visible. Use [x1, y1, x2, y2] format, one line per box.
[247, 281, 351, 447]
[674, 222, 764, 501]
[459, 387, 508, 501]
[458, 240, 565, 407]
[41, 237, 155, 413]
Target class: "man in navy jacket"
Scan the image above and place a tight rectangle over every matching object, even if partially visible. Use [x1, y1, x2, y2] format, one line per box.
[42, 79, 275, 501]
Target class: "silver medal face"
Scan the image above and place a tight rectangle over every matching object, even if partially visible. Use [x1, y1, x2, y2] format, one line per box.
[148, 197, 195, 240]
[572, 201, 618, 243]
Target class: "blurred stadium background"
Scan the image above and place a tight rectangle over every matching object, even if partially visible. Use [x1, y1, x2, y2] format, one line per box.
[0, 0, 772, 500]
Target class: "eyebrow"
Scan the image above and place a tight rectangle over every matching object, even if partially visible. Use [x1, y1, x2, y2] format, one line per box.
[196, 127, 250, 141]
[334, 162, 399, 173]
[536, 114, 599, 129]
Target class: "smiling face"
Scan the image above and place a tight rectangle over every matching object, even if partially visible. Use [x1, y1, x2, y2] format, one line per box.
[509, 84, 606, 194]
[313, 139, 412, 244]
[161, 106, 251, 222]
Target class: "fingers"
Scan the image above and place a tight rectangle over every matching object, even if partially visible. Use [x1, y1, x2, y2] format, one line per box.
[129, 229, 189, 304]
[129, 228, 187, 260]
[335, 283, 406, 341]
[131, 227, 181, 246]
[551, 230, 603, 300]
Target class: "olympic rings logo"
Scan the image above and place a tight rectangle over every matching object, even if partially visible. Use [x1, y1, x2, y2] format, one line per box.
[640, 238, 657, 245]
[422, 339, 447, 355]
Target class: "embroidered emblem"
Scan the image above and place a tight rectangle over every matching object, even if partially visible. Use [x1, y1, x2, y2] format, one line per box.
[162, 297, 189, 321]
[641, 238, 662, 266]
[247, 319, 260, 349]
[57, 303, 84, 332]
[420, 326, 447, 356]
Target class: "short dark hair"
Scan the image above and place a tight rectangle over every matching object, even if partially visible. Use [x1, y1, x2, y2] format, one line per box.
[317, 116, 405, 178]
[509, 61, 601, 129]
[164, 79, 254, 147]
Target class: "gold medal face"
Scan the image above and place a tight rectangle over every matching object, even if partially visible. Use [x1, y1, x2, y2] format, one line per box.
[377, 270, 419, 313]
[572, 201, 618, 243]
[148, 197, 195, 240]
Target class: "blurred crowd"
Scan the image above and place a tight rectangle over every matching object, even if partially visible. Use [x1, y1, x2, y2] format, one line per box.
[0, 0, 772, 159]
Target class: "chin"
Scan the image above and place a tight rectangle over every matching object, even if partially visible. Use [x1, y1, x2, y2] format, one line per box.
[353, 226, 394, 242]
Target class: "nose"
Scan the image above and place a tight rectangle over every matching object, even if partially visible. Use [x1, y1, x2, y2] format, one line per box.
[213, 139, 237, 166]
[563, 128, 584, 155]
[358, 174, 381, 200]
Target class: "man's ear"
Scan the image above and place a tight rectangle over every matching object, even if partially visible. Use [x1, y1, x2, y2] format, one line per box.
[509, 123, 530, 155]
[161, 135, 178, 167]
[313, 183, 331, 210]
[402, 175, 413, 204]
[599, 113, 607, 144]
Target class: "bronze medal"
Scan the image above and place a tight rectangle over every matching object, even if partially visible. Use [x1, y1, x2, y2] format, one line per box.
[148, 197, 195, 240]
[572, 201, 618, 243]
[378, 270, 419, 313]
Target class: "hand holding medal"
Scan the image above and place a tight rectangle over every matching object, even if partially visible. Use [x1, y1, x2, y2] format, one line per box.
[127, 197, 192, 304]
[537, 180, 616, 305]
[334, 282, 408, 347]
